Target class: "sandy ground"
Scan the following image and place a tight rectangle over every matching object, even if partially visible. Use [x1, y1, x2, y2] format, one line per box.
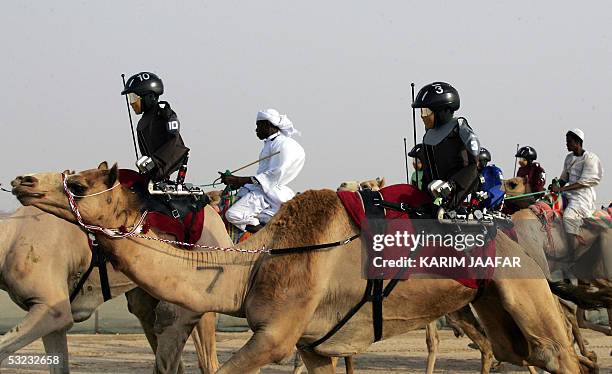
[1, 329, 610, 373]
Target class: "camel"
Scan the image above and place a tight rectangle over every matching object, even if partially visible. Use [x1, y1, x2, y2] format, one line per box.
[11, 163, 592, 373]
[506, 177, 612, 335]
[336, 177, 386, 192]
[0, 205, 223, 374]
[512, 206, 612, 335]
[324, 178, 608, 374]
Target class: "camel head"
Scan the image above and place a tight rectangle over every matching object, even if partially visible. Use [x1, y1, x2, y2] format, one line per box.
[337, 180, 360, 192]
[11, 161, 136, 229]
[502, 176, 530, 196]
[360, 177, 385, 191]
[337, 177, 386, 192]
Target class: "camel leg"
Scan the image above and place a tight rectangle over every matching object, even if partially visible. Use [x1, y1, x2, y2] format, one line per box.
[297, 349, 335, 374]
[559, 304, 599, 373]
[344, 356, 354, 374]
[154, 301, 214, 374]
[609, 308, 612, 335]
[126, 288, 160, 353]
[0, 300, 73, 364]
[190, 313, 219, 374]
[577, 307, 612, 336]
[292, 351, 305, 374]
[216, 325, 301, 374]
[425, 321, 439, 374]
[560, 302, 598, 363]
[447, 306, 494, 374]
[41, 329, 70, 374]
[127, 288, 193, 374]
[473, 279, 582, 373]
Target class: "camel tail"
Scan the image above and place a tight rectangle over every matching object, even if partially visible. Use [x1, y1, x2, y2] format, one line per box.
[548, 280, 612, 310]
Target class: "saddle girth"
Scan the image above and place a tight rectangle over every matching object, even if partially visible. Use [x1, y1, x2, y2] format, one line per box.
[69, 234, 112, 303]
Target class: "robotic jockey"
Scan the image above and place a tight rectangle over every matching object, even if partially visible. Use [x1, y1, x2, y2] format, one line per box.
[412, 82, 481, 214]
[121, 72, 190, 184]
[477, 147, 505, 211]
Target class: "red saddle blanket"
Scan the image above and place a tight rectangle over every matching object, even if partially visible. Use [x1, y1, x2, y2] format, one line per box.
[118, 169, 205, 245]
[337, 184, 496, 289]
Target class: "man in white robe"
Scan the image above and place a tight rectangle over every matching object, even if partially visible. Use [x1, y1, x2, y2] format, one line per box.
[222, 109, 305, 232]
[552, 128, 603, 250]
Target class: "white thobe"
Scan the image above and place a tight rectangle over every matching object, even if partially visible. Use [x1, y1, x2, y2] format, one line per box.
[226, 133, 305, 231]
[559, 151, 603, 234]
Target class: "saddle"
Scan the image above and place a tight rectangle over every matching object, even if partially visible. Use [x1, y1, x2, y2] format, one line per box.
[118, 169, 209, 245]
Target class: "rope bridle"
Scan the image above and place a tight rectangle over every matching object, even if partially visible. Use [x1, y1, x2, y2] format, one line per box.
[62, 173, 148, 238]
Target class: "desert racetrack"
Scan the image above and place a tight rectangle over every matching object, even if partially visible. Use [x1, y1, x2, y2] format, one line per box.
[1, 329, 610, 373]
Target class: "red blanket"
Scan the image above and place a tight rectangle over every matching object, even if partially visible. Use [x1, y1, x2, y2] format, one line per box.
[118, 169, 205, 245]
[337, 184, 496, 289]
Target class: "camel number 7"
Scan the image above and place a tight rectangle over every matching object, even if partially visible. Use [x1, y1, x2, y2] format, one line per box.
[196, 266, 224, 293]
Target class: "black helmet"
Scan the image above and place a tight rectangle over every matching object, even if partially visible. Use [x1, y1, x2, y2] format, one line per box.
[412, 82, 460, 111]
[407, 143, 423, 158]
[121, 72, 164, 97]
[515, 146, 537, 161]
[479, 147, 491, 163]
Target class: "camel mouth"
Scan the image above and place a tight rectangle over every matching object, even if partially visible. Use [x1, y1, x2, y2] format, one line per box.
[11, 186, 45, 200]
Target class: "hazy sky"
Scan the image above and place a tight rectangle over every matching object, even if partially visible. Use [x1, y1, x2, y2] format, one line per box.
[1, 1, 610, 210]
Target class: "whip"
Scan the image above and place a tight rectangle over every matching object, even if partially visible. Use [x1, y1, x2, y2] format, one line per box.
[121, 74, 139, 161]
[411, 83, 419, 188]
[210, 151, 281, 187]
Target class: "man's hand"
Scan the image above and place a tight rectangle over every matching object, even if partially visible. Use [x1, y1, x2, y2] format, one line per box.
[219, 173, 252, 189]
[551, 183, 561, 193]
[549, 178, 563, 193]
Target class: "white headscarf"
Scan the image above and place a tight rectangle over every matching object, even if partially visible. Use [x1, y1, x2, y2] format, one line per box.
[568, 128, 585, 142]
[256, 108, 301, 138]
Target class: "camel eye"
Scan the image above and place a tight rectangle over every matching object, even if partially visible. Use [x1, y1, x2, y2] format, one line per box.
[67, 181, 87, 196]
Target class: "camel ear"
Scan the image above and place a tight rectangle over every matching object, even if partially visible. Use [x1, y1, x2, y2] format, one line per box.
[106, 163, 118, 188]
[98, 161, 109, 170]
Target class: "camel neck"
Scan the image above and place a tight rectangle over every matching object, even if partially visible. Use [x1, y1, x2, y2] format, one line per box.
[0, 215, 17, 275]
[96, 229, 269, 315]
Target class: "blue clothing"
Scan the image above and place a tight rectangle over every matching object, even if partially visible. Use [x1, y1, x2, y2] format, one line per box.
[480, 164, 505, 210]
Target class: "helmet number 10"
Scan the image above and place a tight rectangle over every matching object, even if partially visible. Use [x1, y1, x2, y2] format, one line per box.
[167, 121, 180, 132]
[137, 73, 150, 81]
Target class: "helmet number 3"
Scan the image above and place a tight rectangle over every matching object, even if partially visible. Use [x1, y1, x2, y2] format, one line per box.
[137, 73, 150, 81]
[432, 84, 444, 94]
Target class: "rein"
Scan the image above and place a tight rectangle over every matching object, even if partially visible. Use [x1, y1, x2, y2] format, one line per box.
[0, 183, 11, 193]
[61, 173, 360, 255]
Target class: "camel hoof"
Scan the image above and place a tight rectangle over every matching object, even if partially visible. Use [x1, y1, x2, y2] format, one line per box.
[586, 351, 598, 362]
[490, 361, 504, 373]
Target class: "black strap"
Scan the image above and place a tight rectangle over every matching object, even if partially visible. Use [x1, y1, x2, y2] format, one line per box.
[69, 236, 112, 303]
[269, 234, 359, 255]
[69, 259, 96, 302]
[307, 280, 374, 349]
[371, 279, 384, 341]
[97, 250, 112, 301]
[308, 191, 389, 349]
[359, 190, 386, 342]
